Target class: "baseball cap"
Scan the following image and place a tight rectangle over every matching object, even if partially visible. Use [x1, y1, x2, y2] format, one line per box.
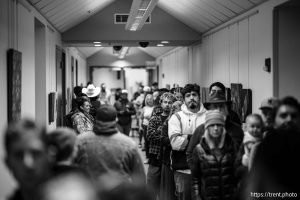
[259, 97, 279, 109]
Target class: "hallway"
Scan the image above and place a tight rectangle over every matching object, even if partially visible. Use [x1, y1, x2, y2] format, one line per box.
[1, 0, 300, 199]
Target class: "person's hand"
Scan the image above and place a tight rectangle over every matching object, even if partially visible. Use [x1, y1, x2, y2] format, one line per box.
[120, 110, 125, 115]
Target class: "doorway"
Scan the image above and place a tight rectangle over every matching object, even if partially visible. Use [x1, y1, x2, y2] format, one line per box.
[56, 46, 66, 127]
[274, 1, 300, 99]
[34, 18, 46, 124]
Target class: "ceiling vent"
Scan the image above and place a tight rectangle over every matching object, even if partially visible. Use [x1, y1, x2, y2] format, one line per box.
[114, 13, 151, 24]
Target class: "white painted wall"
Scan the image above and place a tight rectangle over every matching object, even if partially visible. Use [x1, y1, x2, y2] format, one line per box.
[0, 1, 88, 198]
[124, 68, 148, 100]
[0, 0, 14, 198]
[93, 68, 124, 91]
[18, 5, 35, 119]
[64, 47, 88, 113]
[35, 19, 47, 125]
[158, 0, 289, 113]
[160, 47, 190, 88]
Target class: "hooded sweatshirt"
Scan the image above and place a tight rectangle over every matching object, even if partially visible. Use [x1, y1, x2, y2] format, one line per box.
[168, 103, 206, 171]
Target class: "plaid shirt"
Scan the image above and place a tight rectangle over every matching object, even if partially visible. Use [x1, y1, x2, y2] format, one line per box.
[147, 114, 168, 160]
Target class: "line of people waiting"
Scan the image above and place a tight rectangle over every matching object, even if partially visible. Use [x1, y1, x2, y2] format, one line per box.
[3, 81, 300, 200]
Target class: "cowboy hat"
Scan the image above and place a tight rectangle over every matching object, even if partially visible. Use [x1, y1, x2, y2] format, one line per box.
[203, 92, 231, 108]
[82, 84, 100, 98]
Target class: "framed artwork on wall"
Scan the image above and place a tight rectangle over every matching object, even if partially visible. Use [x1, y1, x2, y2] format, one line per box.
[7, 49, 22, 122]
[48, 92, 56, 124]
[231, 83, 252, 123]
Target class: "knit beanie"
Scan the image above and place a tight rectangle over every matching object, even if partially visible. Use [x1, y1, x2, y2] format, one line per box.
[94, 105, 118, 135]
[96, 105, 117, 122]
[205, 110, 225, 129]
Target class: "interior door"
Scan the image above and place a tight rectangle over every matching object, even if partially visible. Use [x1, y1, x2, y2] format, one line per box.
[56, 47, 66, 127]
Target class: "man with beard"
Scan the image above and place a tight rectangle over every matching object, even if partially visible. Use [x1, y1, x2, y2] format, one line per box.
[244, 96, 300, 199]
[168, 84, 206, 200]
[186, 91, 243, 170]
[146, 92, 176, 199]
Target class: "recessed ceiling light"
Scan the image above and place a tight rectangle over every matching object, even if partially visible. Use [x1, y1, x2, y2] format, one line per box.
[93, 41, 101, 44]
[157, 44, 164, 47]
[94, 44, 102, 47]
[161, 41, 169, 44]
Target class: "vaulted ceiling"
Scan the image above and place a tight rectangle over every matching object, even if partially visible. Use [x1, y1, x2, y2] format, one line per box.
[27, 0, 269, 58]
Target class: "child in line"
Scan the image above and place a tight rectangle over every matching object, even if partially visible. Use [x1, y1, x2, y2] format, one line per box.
[242, 114, 264, 170]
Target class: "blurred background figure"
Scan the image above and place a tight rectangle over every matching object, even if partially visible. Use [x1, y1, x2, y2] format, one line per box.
[82, 84, 101, 118]
[71, 86, 83, 111]
[139, 94, 154, 157]
[245, 96, 300, 199]
[47, 127, 86, 176]
[71, 97, 94, 135]
[75, 105, 145, 186]
[4, 119, 54, 200]
[114, 89, 136, 136]
[40, 173, 97, 200]
[99, 83, 111, 105]
[132, 83, 144, 102]
[151, 82, 158, 92]
[98, 176, 154, 200]
[259, 97, 279, 138]
[171, 86, 183, 103]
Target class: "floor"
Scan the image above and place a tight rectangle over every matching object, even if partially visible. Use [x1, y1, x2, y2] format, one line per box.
[130, 130, 149, 173]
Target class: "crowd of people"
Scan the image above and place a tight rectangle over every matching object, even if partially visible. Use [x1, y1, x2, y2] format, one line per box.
[3, 81, 300, 200]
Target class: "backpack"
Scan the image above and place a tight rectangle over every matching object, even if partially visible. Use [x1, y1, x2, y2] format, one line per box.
[64, 109, 78, 128]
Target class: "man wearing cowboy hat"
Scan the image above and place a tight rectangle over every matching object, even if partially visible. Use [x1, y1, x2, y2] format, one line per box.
[114, 89, 136, 136]
[186, 91, 243, 170]
[82, 84, 101, 118]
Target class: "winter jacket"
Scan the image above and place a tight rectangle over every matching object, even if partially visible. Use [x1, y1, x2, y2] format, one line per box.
[168, 104, 206, 170]
[75, 122, 146, 185]
[147, 114, 168, 164]
[186, 119, 243, 170]
[191, 134, 238, 200]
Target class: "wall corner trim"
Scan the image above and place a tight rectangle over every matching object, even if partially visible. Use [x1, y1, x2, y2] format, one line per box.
[18, 0, 32, 12]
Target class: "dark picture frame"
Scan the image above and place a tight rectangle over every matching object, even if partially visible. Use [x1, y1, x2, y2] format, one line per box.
[231, 83, 252, 122]
[7, 49, 22, 122]
[48, 92, 56, 124]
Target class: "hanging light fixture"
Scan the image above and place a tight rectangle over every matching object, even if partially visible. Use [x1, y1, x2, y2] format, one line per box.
[125, 0, 158, 31]
[118, 47, 130, 59]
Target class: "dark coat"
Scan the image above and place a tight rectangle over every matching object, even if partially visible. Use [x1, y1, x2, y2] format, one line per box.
[187, 119, 243, 170]
[191, 134, 238, 200]
[114, 99, 136, 125]
[247, 128, 300, 195]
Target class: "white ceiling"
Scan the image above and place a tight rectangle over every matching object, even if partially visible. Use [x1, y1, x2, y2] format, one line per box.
[138, 46, 175, 58]
[28, 0, 115, 32]
[77, 47, 104, 58]
[27, 0, 269, 58]
[27, 0, 268, 33]
[158, 0, 267, 33]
